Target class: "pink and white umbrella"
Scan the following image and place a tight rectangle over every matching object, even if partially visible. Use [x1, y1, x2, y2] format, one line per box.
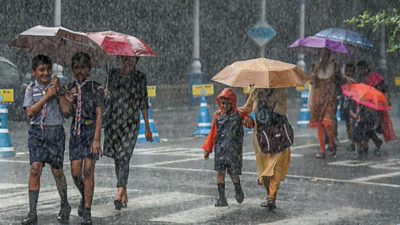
[86, 31, 156, 57]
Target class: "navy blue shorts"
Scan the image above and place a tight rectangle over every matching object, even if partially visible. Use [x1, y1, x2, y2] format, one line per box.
[215, 162, 242, 176]
[69, 124, 99, 161]
[28, 125, 66, 169]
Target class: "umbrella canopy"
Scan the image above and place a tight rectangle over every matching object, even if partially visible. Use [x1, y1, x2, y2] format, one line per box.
[8, 25, 107, 67]
[211, 58, 310, 89]
[314, 28, 374, 49]
[288, 36, 352, 55]
[341, 83, 390, 111]
[87, 31, 157, 57]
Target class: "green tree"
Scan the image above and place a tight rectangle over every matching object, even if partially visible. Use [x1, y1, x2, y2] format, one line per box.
[345, 9, 400, 52]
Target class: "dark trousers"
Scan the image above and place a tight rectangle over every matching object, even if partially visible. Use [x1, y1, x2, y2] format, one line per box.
[114, 154, 132, 188]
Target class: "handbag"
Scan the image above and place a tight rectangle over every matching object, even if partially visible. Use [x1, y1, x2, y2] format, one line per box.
[256, 99, 294, 154]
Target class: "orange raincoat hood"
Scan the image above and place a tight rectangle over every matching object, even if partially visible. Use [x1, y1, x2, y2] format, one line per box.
[217, 88, 238, 114]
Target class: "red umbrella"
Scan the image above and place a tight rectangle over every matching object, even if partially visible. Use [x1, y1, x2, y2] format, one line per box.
[341, 83, 390, 111]
[87, 31, 156, 57]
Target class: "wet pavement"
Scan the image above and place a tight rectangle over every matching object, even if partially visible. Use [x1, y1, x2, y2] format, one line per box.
[1, 97, 400, 224]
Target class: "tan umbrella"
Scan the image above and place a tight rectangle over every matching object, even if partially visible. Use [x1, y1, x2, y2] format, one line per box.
[211, 58, 310, 88]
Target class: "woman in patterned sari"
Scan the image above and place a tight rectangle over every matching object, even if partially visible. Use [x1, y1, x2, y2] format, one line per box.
[103, 56, 153, 210]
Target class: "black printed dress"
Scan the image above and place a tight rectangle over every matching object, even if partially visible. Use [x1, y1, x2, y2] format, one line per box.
[103, 68, 149, 160]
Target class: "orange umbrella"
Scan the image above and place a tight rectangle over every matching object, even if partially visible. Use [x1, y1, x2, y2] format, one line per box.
[341, 83, 390, 111]
[211, 58, 310, 88]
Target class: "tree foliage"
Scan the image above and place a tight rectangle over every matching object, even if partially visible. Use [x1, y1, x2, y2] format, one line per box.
[345, 9, 400, 52]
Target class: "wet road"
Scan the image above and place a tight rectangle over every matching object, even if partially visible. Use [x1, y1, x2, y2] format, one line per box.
[1, 111, 400, 224]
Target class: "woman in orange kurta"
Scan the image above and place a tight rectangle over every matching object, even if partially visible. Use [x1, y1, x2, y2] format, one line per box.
[241, 88, 291, 212]
[308, 49, 341, 158]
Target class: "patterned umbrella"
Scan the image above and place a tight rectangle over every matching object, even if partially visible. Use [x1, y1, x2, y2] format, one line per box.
[341, 83, 390, 111]
[314, 28, 374, 49]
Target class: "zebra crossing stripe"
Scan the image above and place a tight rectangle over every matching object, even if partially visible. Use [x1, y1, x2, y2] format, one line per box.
[71, 192, 211, 218]
[149, 198, 262, 224]
[0, 186, 117, 211]
[260, 207, 374, 225]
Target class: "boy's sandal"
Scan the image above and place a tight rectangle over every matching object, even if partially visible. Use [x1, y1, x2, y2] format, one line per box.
[315, 152, 325, 159]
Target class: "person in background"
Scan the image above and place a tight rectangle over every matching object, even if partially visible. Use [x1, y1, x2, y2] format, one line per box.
[356, 60, 396, 154]
[308, 49, 340, 158]
[340, 63, 357, 151]
[350, 104, 379, 159]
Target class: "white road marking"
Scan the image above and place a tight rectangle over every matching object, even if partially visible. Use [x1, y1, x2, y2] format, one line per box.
[260, 207, 375, 225]
[328, 160, 376, 167]
[135, 166, 400, 188]
[149, 198, 261, 224]
[71, 192, 210, 218]
[0, 183, 26, 190]
[0, 187, 118, 211]
[351, 171, 400, 182]
[134, 158, 201, 168]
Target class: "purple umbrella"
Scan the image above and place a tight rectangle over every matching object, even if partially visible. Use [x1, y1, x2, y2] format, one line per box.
[289, 36, 352, 55]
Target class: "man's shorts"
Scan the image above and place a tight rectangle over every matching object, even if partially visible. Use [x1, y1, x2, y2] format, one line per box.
[69, 123, 99, 161]
[214, 162, 242, 176]
[28, 125, 66, 169]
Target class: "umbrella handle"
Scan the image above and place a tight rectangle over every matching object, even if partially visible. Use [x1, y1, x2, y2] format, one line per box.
[104, 62, 110, 99]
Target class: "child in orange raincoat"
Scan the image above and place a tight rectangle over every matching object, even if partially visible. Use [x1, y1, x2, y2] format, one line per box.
[203, 88, 254, 207]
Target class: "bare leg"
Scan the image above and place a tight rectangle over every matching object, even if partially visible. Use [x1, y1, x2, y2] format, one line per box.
[83, 157, 96, 208]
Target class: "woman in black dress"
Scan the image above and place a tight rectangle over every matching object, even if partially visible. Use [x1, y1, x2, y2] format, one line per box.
[103, 56, 153, 210]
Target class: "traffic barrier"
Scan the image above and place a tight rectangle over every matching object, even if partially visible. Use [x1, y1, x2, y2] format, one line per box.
[137, 99, 160, 143]
[397, 87, 400, 117]
[297, 91, 310, 128]
[0, 104, 15, 157]
[336, 99, 344, 123]
[193, 96, 212, 136]
[244, 112, 255, 133]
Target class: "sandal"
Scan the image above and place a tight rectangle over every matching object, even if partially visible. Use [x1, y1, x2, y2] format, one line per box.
[315, 152, 325, 159]
[328, 144, 337, 157]
[261, 200, 276, 212]
[374, 140, 382, 156]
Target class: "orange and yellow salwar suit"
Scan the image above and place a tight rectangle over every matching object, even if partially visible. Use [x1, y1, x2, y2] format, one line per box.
[241, 88, 291, 201]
